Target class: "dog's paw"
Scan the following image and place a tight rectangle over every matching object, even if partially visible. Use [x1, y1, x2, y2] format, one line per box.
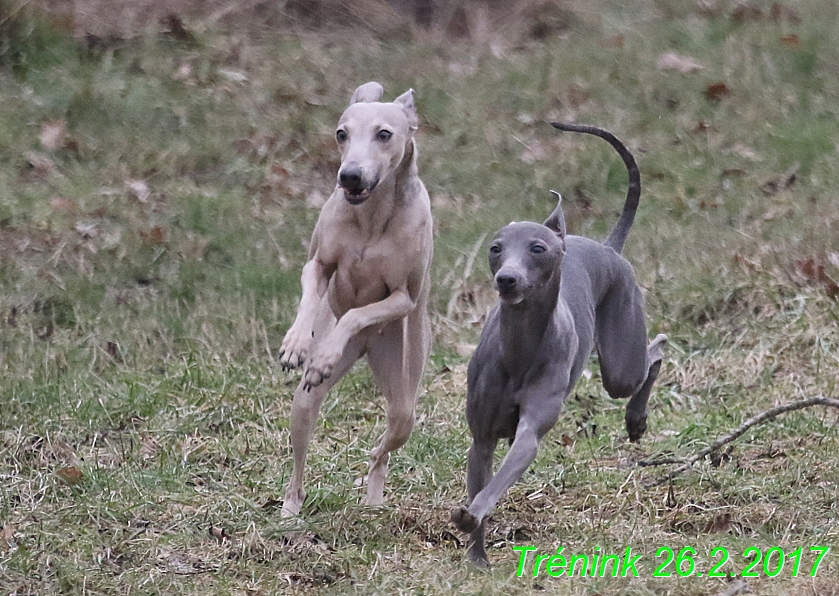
[279, 327, 311, 370]
[451, 506, 480, 534]
[626, 412, 648, 442]
[303, 344, 342, 388]
[466, 547, 490, 569]
[281, 487, 307, 518]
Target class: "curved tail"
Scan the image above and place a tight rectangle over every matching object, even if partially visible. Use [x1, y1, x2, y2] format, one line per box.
[550, 122, 640, 254]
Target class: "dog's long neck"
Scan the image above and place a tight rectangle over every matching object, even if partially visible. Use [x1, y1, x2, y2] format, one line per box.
[394, 139, 419, 203]
[351, 140, 419, 236]
[498, 272, 561, 372]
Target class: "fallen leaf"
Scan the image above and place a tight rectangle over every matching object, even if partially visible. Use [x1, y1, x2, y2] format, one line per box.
[519, 140, 547, 164]
[780, 34, 801, 48]
[106, 341, 123, 362]
[703, 513, 733, 534]
[56, 466, 84, 485]
[697, 0, 718, 14]
[75, 222, 98, 239]
[174, 62, 192, 81]
[50, 196, 78, 213]
[7, 306, 18, 328]
[732, 2, 763, 23]
[126, 180, 151, 203]
[139, 226, 167, 246]
[657, 52, 705, 73]
[209, 525, 231, 543]
[600, 34, 624, 48]
[40, 119, 67, 150]
[261, 498, 283, 510]
[795, 258, 839, 299]
[26, 152, 56, 173]
[761, 163, 798, 195]
[231, 138, 254, 156]
[730, 144, 761, 161]
[140, 435, 161, 460]
[0, 524, 15, 543]
[704, 82, 731, 102]
[691, 120, 715, 133]
[162, 14, 194, 42]
[218, 69, 248, 83]
[770, 3, 800, 23]
[178, 236, 209, 261]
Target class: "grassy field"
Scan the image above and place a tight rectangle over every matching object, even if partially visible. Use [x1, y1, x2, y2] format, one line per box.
[2, 0, 839, 593]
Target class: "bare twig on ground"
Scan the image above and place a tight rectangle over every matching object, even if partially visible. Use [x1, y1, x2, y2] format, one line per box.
[644, 396, 839, 488]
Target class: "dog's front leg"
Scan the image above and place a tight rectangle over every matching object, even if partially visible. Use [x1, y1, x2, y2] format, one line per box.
[453, 395, 561, 533]
[452, 424, 538, 535]
[280, 259, 329, 369]
[304, 289, 416, 388]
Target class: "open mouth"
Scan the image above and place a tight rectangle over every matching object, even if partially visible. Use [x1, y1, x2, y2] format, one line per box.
[497, 289, 524, 305]
[342, 187, 371, 204]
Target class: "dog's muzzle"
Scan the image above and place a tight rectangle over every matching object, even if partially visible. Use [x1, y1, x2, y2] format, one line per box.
[495, 270, 525, 305]
[339, 166, 378, 205]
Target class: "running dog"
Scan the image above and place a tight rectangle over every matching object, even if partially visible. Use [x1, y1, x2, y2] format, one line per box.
[279, 82, 433, 517]
[451, 123, 667, 566]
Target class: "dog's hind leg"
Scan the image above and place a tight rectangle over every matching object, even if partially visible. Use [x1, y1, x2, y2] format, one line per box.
[594, 272, 666, 440]
[624, 334, 668, 441]
[595, 277, 649, 399]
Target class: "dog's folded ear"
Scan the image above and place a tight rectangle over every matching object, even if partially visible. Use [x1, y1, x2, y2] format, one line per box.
[350, 82, 384, 105]
[544, 191, 567, 241]
[394, 89, 419, 130]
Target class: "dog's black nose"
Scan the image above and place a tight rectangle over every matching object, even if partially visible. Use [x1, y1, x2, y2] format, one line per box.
[339, 167, 364, 190]
[495, 273, 518, 292]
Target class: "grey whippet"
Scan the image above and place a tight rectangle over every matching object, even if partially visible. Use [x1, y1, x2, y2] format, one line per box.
[278, 82, 432, 517]
[451, 123, 667, 566]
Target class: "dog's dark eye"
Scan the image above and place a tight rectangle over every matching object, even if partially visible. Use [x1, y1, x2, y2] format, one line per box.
[530, 244, 546, 254]
[336, 130, 348, 143]
[377, 130, 393, 142]
[489, 245, 502, 255]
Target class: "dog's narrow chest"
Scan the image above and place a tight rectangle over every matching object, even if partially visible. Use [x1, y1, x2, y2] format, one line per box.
[324, 229, 418, 315]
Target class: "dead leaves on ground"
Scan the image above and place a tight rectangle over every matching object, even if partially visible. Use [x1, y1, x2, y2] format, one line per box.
[55, 465, 85, 485]
[705, 82, 732, 102]
[761, 164, 798, 195]
[732, 2, 801, 24]
[793, 257, 839, 300]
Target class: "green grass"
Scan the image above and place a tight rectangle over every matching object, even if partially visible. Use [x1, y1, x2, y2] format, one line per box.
[2, 0, 839, 593]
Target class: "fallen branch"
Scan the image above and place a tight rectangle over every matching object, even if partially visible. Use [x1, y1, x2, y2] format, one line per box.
[644, 396, 839, 488]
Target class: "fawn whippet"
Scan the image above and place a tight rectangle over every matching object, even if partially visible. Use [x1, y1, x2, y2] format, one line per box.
[279, 82, 432, 517]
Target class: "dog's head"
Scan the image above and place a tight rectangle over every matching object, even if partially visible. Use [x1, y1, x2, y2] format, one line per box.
[488, 193, 567, 305]
[334, 82, 419, 205]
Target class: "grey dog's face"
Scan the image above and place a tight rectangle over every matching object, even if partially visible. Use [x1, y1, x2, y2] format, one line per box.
[488, 222, 565, 305]
[334, 102, 413, 205]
